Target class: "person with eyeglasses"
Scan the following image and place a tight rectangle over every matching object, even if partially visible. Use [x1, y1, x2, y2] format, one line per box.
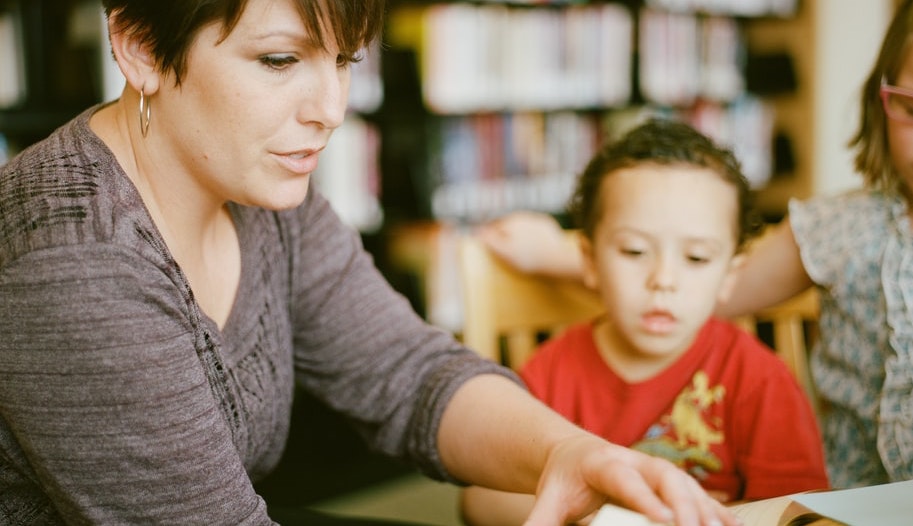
[477, 0, 913, 492]
[716, 0, 913, 490]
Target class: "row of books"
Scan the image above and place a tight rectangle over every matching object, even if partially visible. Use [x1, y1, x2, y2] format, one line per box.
[443, 0, 798, 17]
[427, 97, 774, 224]
[405, 2, 634, 113]
[0, 133, 9, 166]
[428, 110, 600, 222]
[313, 115, 383, 233]
[392, 2, 764, 114]
[0, 8, 26, 109]
[646, 0, 798, 17]
[639, 9, 745, 106]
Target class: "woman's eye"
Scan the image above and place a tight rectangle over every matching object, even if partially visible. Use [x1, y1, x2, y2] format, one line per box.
[260, 55, 298, 70]
[686, 254, 710, 264]
[620, 247, 645, 257]
[337, 51, 363, 68]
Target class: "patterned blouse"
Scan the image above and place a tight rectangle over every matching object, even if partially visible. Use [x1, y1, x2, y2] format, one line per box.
[790, 189, 913, 488]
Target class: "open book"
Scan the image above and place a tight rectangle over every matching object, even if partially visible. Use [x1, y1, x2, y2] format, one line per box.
[590, 479, 913, 526]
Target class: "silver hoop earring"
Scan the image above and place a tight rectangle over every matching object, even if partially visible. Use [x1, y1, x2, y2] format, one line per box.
[139, 87, 151, 138]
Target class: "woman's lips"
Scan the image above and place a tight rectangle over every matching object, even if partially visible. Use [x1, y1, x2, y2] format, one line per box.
[273, 149, 320, 175]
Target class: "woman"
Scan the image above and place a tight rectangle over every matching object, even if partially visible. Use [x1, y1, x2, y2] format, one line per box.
[0, 1, 737, 524]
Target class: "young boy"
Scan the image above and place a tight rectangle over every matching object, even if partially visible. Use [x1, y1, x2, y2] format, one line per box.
[460, 119, 828, 526]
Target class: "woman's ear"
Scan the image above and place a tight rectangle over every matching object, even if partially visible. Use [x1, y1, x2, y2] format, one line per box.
[579, 236, 600, 291]
[106, 10, 161, 95]
[717, 253, 746, 304]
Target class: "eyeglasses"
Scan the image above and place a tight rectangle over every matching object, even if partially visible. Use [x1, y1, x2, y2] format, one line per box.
[881, 77, 913, 124]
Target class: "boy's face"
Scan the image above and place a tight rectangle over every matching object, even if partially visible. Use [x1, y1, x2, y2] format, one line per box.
[581, 163, 741, 374]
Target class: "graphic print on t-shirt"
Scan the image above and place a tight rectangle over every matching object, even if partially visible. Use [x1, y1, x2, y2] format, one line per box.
[631, 370, 725, 481]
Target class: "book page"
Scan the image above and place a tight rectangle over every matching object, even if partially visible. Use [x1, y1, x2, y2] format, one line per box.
[590, 492, 854, 526]
[791, 479, 913, 526]
[727, 495, 793, 526]
[590, 497, 805, 526]
[589, 503, 665, 526]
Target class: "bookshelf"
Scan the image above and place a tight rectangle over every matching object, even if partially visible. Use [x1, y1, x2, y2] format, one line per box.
[0, 0, 106, 159]
[380, 0, 894, 335]
[379, 0, 803, 233]
[1, 1, 893, 321]
[746, 0, 891, 215]
[378, 0, 804, 330]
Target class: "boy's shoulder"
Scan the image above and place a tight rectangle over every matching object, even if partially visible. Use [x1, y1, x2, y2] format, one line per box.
[701, 317, 790, 367]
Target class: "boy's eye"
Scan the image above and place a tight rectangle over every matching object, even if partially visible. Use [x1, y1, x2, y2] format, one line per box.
[620, 247, 645, 257]
[686, 254, 710, 264]
[260, 55, 298, 70]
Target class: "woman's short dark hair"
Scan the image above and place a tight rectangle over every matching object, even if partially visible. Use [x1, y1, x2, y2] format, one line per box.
[569, 117, 763, 251]
[102, 0, 385, 85]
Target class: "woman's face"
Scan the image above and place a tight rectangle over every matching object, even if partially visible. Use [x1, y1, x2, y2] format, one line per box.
[152, 0, 350, 210]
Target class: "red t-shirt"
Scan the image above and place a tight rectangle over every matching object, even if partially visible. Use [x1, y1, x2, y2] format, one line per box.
[521, 317, 828, 501]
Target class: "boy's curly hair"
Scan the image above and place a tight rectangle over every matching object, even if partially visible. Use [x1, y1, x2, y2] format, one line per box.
[569, 118, 764, 252]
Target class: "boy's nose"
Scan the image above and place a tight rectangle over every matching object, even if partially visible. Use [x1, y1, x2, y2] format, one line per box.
[648, 257, 677, 292]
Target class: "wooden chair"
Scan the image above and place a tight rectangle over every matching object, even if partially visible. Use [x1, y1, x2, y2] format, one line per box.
[459, 231, 603, 370]
[458, 232, 821, 415]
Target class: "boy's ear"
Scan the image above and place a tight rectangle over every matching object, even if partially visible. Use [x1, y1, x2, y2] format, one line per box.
[717, 253, 746, 304]
[107, 11, 162, 95]
[579, 236, 600, 290]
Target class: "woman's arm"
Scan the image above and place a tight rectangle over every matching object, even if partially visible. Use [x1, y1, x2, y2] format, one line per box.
[438, 375, 739, 526]
[460, 486, 538, 526]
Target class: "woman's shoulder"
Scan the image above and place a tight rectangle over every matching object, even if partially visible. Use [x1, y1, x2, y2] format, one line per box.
[0, 107, 158, 269]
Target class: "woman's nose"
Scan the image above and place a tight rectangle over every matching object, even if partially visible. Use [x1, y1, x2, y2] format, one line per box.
[299, 58, 349, 130]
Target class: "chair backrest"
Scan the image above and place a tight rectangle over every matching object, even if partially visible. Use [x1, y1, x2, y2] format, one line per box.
[458, 231, 821, 416]
[458, 232, 604, 369]
[733, 288, 821, 415]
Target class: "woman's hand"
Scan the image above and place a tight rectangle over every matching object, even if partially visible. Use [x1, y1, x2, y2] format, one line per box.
[527, 433, 739, 526]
